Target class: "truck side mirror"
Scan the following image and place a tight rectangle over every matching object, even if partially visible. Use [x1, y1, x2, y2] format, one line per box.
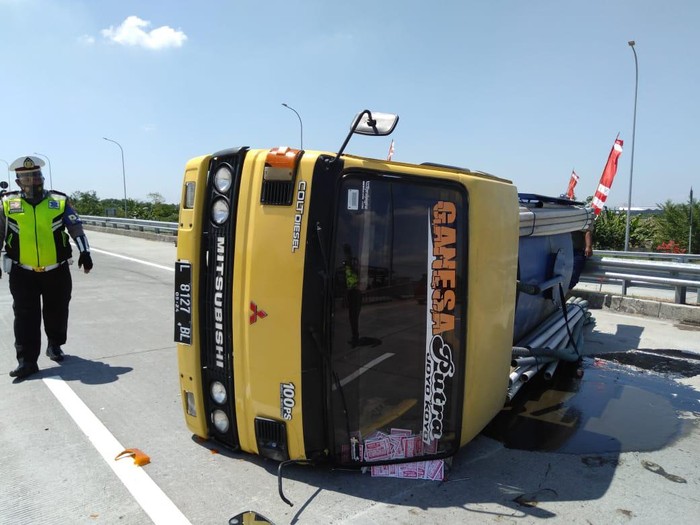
[333, 109, 399, 162]
[352, 110, 399, 136]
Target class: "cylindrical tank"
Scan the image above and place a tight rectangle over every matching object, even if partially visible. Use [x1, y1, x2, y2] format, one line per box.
[514, 194, 593, 342]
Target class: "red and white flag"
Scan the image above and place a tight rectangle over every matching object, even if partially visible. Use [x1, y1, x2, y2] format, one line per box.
[387, 140, 395, 161]
[590, 138, 624, 215]
[565, 170, 579, 200]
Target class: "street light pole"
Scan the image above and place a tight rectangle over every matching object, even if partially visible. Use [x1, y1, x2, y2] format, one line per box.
[690, 187, 694, 253]
[33, 152, 54, 189]
[0, 159, 9, 185]
[103, 137, 128, 217]
[624, 40, 639, 252]
[282, 103, 303, 149]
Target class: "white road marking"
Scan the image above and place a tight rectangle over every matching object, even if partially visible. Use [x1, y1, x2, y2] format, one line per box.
[43, 376, 191, 525]
[334, 352, 395, 389]
[91, 247, 174, 272]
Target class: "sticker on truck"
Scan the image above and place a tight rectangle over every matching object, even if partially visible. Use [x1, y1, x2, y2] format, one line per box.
[423, 201, 458, 445]
[280, 382, 296, 420]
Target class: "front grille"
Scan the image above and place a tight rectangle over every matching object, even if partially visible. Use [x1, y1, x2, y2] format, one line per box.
[255, 417, 289, 461]
[200, 148, 248, 450]
[256, 417, 283, 442]
[261, 180, 294, 205]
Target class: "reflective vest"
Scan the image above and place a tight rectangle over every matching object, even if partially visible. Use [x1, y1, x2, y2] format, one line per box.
[3, 193, 72, 268]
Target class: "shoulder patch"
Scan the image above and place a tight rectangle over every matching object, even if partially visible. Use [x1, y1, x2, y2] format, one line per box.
[8, 201, 24, 214]
[48, 200, 60, 209]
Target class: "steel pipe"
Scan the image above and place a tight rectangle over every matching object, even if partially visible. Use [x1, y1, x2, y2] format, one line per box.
[509, 365, 534, 386]
[525, 308, 585, 349]
[512, 356, 556, 368]
[506, 379, 525, 402]
[543, 360, 560, 380]
[512, 346, 533, 357]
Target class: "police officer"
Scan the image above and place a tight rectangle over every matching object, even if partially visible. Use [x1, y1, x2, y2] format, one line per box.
[0, 156, 93, 381]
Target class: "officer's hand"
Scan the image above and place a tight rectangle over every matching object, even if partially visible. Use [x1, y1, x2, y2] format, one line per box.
[78, 252, 93, 273]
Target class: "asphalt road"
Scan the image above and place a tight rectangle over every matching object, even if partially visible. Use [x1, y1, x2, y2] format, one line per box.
[1, 231, 698, 525]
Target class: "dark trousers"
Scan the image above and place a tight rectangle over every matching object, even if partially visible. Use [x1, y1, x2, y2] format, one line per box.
[569, 249, 587, 289]
[9, 263, 72, 366]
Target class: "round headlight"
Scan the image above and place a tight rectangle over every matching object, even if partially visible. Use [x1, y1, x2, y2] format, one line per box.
[210, 381, 227, 405]
[212, 410, 230, 433]
[211, 198, 230, 225]
[214, 165, 233, 193]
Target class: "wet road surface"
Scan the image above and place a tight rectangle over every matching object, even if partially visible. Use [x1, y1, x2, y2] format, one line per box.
[483, 356, 699, 456]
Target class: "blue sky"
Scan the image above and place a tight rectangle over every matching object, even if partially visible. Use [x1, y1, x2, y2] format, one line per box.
[1, 0, 697, 206]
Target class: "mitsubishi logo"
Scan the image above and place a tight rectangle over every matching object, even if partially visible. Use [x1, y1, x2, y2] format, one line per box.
[249, 302, 268, 324]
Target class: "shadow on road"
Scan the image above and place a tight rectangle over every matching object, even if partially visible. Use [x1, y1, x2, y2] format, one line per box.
[235, 322, 699, 523]
[15, 355, 133, 385]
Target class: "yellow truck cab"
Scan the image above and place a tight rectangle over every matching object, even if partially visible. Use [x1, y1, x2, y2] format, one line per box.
[175, 110, 522, 476]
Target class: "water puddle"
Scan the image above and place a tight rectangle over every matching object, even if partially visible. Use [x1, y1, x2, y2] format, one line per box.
[597, 349, 700, 377]
[482, 357, 700, 454]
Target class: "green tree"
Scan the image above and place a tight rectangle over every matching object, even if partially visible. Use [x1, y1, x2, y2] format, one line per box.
[145, 192, 178, 221]
[592, 209, 627, 250]
[147, 192, 165, 205]
[631, 215, 657, 251]
[70, 190, 104, 216]
[655, 200, 700, 254]
[592, 198, 699, 254]
[68, 191, 180, 221]
[592, 209, 653, 251]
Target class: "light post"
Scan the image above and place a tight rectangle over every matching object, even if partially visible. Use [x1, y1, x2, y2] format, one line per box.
[690, 187, 694, 253]
[103, 137, 128, 217]
[282, 103, 303, 149]
[624, 40, 639, 252]
[0, 158, 9, 185]
[33, 152, 54, 189]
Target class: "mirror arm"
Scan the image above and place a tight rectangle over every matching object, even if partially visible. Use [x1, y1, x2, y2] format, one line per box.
[331, 109, 373, 164]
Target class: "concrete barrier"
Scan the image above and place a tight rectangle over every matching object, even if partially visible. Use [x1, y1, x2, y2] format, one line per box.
[573, 289, 700, 324]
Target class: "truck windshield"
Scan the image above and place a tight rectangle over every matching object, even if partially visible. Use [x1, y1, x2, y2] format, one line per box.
[330, 172, 467, 465]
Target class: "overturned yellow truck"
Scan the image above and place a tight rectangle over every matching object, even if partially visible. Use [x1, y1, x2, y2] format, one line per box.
[174, 110, 591, 484]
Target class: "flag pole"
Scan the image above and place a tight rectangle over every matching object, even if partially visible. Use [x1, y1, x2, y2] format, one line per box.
[625, 41, 639, 252]
[690, 187, 694, 253]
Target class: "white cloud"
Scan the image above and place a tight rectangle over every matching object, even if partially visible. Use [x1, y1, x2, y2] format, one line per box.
[77, 34, 95, 46]
[101, 16, 187, 50]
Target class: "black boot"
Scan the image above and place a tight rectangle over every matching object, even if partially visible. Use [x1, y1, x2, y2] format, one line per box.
[9, 363, 39, 380]
[46, 344, 65, 362]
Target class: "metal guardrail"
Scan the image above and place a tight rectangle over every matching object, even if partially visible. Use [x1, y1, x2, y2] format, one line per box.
[81, 217, 699, 305]
[581, 250, 700, 305]
[593, 250, 700, 263]
[82, 216, 178, 236]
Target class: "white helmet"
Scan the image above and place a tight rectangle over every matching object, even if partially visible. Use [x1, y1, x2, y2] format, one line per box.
[11, 156, 46, 200]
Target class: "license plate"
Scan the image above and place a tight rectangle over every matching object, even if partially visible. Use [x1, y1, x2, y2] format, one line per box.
[174, 261, 192, 344]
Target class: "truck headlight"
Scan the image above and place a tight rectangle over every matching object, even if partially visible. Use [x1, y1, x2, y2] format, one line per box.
[214, 165, 233, 193]
[210, 381, 227, 405]
[211, 198, 230, 225]
[212, 410, 230, 433]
